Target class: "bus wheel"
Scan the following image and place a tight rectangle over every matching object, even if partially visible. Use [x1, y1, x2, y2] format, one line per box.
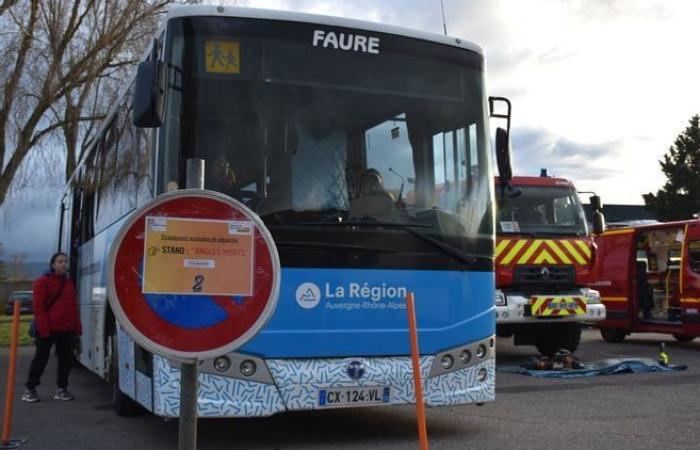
[109, 334, 141, 416]
[600, 327, 627, 343]
[535, 323, 581, 356]
[672, 334, 695, 342]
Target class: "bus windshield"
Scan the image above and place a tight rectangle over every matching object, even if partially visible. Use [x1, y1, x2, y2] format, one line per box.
[497, 185, 588, 236]
[160, 16, 492, 265]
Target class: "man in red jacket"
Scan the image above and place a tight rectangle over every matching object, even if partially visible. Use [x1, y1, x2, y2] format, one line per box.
[22, 252, 82, 402]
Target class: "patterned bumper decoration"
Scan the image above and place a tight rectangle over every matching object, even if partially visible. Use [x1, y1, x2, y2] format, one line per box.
[496, 238, 591, 267]
[424, 359, 494, 406]
[531, 296, 587, 316]
[152, 356, 285, 418]
[152, 353, 494, 417]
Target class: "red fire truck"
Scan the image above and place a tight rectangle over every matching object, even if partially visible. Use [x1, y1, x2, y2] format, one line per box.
[495, 174, 606, 355]
[590, 219, 700, 342]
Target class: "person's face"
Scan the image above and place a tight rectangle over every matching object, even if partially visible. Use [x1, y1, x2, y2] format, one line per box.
[52, 255, 68, 275]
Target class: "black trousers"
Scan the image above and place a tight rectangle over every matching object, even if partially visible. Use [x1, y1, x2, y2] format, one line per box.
[26, 332, 75, 390]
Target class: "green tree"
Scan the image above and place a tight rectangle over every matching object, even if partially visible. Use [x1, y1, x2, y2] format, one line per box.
[643, 115, 700, 221]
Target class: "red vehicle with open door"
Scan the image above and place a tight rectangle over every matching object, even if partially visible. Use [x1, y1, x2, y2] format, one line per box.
[591, 219, 700, 342]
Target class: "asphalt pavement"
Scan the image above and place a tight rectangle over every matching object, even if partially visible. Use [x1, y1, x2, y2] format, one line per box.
[1, 328, 698, 450]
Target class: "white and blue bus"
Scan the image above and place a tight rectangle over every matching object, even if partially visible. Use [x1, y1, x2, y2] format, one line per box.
[57, 5, 512, 417]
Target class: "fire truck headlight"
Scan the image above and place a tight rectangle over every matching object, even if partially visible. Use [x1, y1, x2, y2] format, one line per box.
[494, 290, 506, 306]
[582, 288, 601, 304]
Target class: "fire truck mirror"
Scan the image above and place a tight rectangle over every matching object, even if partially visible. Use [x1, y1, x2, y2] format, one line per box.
[593, 211, 605, 234]
[495, 127, 512, 182]
[589, 195, 603, 211]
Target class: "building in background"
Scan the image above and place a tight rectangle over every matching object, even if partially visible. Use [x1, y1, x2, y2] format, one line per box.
[583, 204, 658, 229]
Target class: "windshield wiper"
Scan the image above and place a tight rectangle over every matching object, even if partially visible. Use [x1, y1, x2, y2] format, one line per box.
[402, 227, 479, 265]
[275, 241, 397, 253]
[498, 231, 537, 238]
[295, 220, 481, 265]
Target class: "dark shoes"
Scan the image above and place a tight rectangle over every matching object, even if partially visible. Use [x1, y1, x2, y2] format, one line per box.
[21, 389, 40, 402]
[22, 388, 74, 401]
[53, 388, 74, 401]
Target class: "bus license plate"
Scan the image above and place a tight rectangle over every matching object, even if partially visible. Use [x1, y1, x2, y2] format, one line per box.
[318, 386, 390, 408]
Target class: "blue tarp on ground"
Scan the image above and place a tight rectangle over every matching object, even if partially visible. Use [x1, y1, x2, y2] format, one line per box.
[498, 358, 687, 378]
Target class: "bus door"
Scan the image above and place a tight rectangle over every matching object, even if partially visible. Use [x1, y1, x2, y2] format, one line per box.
[681, 221, 700, 335]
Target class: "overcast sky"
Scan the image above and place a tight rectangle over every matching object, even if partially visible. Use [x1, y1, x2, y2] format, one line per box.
[1, 0, 698, 263]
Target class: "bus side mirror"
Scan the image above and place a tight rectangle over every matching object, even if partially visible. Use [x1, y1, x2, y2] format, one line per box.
[495, 127, 513, 182]
[133, 60, 164, 128]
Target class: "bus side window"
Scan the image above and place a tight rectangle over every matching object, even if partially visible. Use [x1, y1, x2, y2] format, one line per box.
[96, 118, 117, 232]
[80, 148, 98, 244]
[136, 127, 154, 205]
[114, 101, 137, 216]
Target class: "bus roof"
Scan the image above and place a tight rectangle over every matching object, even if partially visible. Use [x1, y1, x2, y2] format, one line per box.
[165, 4, 483, 55]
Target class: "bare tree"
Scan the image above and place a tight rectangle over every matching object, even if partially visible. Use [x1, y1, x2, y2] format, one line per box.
[0, 0, 173, 207]
[6, 251, 26, 281]
[0, 242, 6, 282]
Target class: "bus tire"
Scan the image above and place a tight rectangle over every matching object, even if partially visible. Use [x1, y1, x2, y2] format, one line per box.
[535, 323, 581, 356]
[600, 327, 627, 343]
[109, 334, 141, 417]
[672, 334, 695, 342]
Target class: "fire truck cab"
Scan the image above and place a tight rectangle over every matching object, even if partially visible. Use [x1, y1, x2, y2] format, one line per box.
[592, 219, 700, 342]
[495, 175, 606, 355]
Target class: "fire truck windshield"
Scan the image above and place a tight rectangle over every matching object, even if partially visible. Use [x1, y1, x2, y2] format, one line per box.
[497, 185, 588, 236]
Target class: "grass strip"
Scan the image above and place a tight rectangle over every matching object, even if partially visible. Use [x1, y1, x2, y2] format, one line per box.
[0, 314, 34, 346]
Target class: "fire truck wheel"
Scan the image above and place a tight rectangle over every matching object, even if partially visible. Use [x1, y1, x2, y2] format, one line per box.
[600, 327, 627, 343]
[535, 323, 581, 356]
[672, 334, 695, 342]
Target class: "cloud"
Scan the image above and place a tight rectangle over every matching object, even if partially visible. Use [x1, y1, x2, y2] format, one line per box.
[510, 126, 622, 181]
[553, 138, 618, 159]
[0, 189, 59, 263]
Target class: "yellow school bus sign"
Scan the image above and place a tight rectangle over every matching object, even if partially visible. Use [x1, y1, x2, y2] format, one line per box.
[205, 40, 240, 74]
[142, 216, 254, 296]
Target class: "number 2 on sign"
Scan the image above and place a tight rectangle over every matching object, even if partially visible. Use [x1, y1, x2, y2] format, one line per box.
[192, 274, 204, 292]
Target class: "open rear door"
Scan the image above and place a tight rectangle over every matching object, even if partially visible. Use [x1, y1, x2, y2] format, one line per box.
[592, 229, 635, 327]
[681, 221, 700, 335]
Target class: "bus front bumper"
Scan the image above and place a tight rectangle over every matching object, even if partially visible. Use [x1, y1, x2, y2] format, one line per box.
[152, 336, 495, 418]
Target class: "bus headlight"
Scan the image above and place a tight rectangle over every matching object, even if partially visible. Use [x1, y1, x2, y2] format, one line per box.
[582, 288, 601, 304]
[494, 290, 506, 306]
[213, 356, 231, 372]
[440, 355, 454, 370]
[240, 360, 257, 377]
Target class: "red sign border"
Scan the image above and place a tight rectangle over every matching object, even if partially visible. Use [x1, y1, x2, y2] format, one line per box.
[107, 189, 280, 362]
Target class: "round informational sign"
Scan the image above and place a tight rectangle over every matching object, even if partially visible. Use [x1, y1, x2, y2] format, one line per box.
[107, 189, 280, 361]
